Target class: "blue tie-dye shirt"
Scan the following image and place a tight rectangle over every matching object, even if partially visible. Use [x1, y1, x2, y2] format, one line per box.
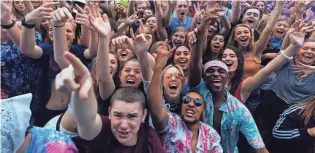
[191, 80, 265, 153]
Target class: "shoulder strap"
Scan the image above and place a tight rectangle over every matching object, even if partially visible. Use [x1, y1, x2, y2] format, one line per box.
[56, 113, 65, 131]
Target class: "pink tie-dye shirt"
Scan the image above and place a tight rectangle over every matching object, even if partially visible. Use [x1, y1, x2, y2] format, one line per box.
[158, 113, 223, 153]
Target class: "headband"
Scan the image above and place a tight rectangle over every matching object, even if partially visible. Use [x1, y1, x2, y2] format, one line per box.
[203, 60, 228, 74]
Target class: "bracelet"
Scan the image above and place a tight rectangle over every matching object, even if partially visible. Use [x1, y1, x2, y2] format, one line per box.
[53, 23, 65, 28]
[280, 50, 293, 60]
[22, 17, 36, 29]
[1, 20, 15, 29]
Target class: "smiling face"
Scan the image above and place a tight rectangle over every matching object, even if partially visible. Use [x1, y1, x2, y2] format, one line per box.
[173, 46, 191, 71]
[272, 20, 289, 38]
[136, 2, 147, 14]
[295, 42, 315, 65]
[242, 8, 260, 29]
[172, 31, 186, 47]
[222, 48, 238, 73]
[48, 21, 75, 44]
[109, 100, 147, 146]
[210, 35, 225, 53]
[145, 16, 156, 32]
[109, 53, 118, 77]
[13, 1, 25, 13]
[181, 92, 204, 124]
[175, 0, 188, 20]
[117, 48, 134, 64]
[143, 9, 153, 19]
[120, 60, 142, 88]
[255, 1, 265, 13]
[208, 21, 218, 36]
[234, 26, 252, 48]
[115, 4, 126, 15]
[163, 66, 183, 102]
[204, 66, 228, 93]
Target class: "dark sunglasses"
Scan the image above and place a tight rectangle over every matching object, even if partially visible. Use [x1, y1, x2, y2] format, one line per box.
[182, 96, 202, 107]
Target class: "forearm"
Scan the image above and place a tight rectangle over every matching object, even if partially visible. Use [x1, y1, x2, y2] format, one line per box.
[84, 30, 98, 59]
[72, 87, 101, 140]
[128, 1, 135, 17]
[255, 148, 269, 153]
[231, 1, 241, 24]
[53, 26, 69, 69]
[163, 4, 175, 27]
[282, 33, 290, 50]
[97, 37, 115, 100]
[20, 26, 38, 58]
[155, 3, 168, 41]
[219, 15, 231, 36]
[116, 22, 129, 37]
[80, 27, 91, 48]
[6, 25, 21, 47]
[137, 52, 153, 81]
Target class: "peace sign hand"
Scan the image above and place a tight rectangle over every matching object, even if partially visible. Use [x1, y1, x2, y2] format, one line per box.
[130, 19, 152, 55]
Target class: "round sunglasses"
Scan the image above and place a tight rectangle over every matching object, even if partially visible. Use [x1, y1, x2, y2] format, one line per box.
[182, 95, 202, 107]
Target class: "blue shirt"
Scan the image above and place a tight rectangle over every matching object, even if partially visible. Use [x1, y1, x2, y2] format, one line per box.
[168, 16, 193, 34]
[1, 31, 42, 98]
[191, 80, 265, 153]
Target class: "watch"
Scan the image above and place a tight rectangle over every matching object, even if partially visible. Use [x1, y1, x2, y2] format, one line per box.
[22, 17, 36, 29]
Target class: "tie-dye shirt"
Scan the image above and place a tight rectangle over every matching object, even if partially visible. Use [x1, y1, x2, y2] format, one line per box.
[159, 113, 223, 153]
[191, 80, 265, 153]
[25, 126, 78, 153]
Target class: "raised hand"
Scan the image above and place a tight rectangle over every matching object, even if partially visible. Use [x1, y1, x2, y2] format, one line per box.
[24, 2, 56, 24]
[130, 19, 152, 55]
[293, 62, 315, 79]
[89, 13, 111, 38]
[295, 1, 314, 12]
[194, 2, 204, 22]
[55, 52, 92, 100]
[187, 30, 197, 44]
[51, 6, 74, 26]
[1, 1, 13, 25]
[125, 14, 137, 26]
[155, 39, 175, 70]
[74, 4, 93, 30]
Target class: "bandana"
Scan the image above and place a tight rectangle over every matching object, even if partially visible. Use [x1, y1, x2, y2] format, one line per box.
[203, 60, 228, 74]
[1, 94, 32, 153]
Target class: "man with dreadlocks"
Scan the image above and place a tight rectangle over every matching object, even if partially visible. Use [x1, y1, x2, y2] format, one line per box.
[272, 96, 315, 153]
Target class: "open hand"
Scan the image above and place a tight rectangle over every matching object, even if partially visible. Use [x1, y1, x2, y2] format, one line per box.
[1, 1, 13, 25]
[293, 62, 315, 79]
[24, 2, 56, 24]
[130, 19, 152, 55]
[55, 52, 92, 100]
[74, 4, 93, 30]
[89, 13, 112, 38]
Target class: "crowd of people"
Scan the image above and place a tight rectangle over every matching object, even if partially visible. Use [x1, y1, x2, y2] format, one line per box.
[1, 0, 315, 153]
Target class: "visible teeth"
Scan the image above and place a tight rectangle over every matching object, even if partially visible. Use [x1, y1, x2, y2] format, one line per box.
[186, 110, 194, 114]
[213, 79, 221, 83]
[179, 60, 186, 63]
[169, 83, 178, 89]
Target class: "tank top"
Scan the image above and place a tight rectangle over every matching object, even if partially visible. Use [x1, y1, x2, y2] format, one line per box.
[243, 52, 261, 79]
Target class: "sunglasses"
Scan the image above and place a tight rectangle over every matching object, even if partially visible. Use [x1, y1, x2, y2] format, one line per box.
[182, 96, 202, 107]
[164, 72, 183, 80]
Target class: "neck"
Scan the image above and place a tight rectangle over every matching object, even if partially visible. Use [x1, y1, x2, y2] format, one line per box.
[1, 37, 10, 44]
[240, 46, 249, 52]
[212, 90, 227, 106]
[226, 72, 234, 90]
[187, 121, 200, 134]
[178, 16, 186, 24]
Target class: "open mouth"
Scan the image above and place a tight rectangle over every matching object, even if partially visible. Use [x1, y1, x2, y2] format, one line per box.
[240, 36, 248, 42]
[303, 53, 313, 59]
[212, 79, 222, 87]
[276, 29, 284, 35]
[174, 40, 182, 46]
[118, 131, 129, 138]
[247, 18, 254, 24]
[120, 50, 128, 57]
[126, 78, 136, 85]
[168, 82, 178, 93]
[180, 12, 185, 16]
[178, 59, 187, 66]
[224, 60, 233, 68]
[185, 108, 195, 117]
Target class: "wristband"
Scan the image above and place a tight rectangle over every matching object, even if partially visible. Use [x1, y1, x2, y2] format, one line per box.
[22, 17, 36, 29]
[1, 20, 15, 29]
[53, 23, 65, 28]
[280, 50, 293, 60]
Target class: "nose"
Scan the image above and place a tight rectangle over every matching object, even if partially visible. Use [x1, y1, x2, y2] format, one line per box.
[129, 70, 135, 76]
[171, 75, 176, 80]
[119, 119, 128, 130]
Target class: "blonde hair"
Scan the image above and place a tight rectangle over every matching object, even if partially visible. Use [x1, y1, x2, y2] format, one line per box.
[161, 64, 185, 89]
[227, 24, 254, 52]
[299, 96, 315, 126]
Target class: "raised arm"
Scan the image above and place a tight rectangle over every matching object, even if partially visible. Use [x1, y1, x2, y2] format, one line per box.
[189, 9, 219, 88]
[253, 0, 285, 60]
[218, 13, 231, 36]
[163, 1, 176, 27]
[1, 1, 21, 46]
[20, 3, 55, 59]
[89, 13, 116, 100]
[241, 21, 308, 102]
[127, 0, 136, 17]
[149, 41, 174, 131]
[231, 1, 241, 25]
[154, 0, 168, 41]
[51, 7, 74, 69]
[115, 14, 136, 37]
[55, 52, 101, 141]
